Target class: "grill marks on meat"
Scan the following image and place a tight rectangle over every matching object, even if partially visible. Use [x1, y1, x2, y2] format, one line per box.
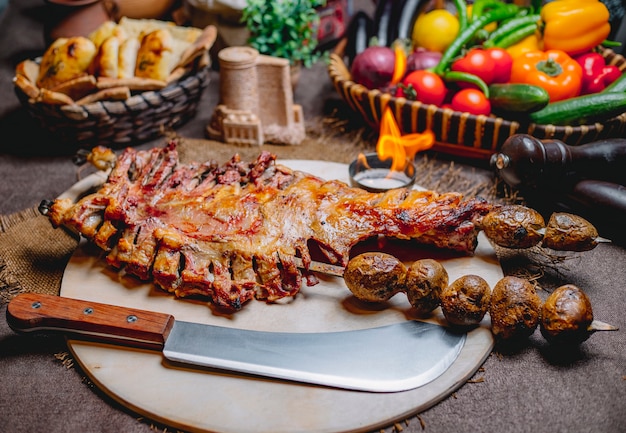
[48, 142, 493, 311]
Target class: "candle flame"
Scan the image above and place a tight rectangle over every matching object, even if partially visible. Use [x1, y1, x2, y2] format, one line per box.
[376, 107, 435, 171]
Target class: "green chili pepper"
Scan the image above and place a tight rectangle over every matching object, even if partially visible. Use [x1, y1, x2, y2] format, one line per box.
[451, 0, 469, 32]
[488, 22, 538, 48]
[483, 14, 540, 47]
[433, 3, 520, 76]
[530, 0, 542, 14]
[602, 39, 623, 48]
[443, 71, 490, 97]
[470, 0, 507, 22]
[471, 28, 491, 46]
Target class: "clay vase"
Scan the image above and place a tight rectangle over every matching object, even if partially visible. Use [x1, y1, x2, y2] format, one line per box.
[44, 0, 111, 42]
[103, 0, 177, 20]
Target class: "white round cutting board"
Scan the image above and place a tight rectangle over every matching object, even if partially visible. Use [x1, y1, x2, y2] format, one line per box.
[59, 160, 500, 433]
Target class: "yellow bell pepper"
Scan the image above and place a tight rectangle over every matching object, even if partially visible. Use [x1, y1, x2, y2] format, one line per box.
[506, 34, 541, 59]
[539, 0, 611, 55]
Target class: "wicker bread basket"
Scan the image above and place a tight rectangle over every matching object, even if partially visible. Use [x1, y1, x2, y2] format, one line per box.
[328, 42, 626, 160]
[14, 66, 211, 150]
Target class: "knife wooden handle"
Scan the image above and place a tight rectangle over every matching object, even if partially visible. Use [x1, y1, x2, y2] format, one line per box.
[6, 293, 175, 350]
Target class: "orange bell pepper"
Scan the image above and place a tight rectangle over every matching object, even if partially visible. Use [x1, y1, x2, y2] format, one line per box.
[539, 0, 611, 55]
[510, 50, 583, 102]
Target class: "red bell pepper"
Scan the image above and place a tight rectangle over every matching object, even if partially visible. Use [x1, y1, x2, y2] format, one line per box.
[575, 52, 622, 95]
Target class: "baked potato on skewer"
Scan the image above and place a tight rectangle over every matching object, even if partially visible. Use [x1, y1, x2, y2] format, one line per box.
[481, 205, 607, 252]
[541, 284, 617, 345]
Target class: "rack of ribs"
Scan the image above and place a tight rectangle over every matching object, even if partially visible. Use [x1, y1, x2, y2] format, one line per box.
[44, 141, 494, 311]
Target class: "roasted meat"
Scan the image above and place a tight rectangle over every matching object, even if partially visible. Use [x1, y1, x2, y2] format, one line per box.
[46, 142, 493, 311]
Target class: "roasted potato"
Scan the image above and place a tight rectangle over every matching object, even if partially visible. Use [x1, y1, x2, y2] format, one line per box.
[542, 213, 599, 252]
[343, 252, 406, 302]
[403, 259, 448, 315]
[441, 274, 491, 327]
[489, 276, 542, 340]
[481, 205, 545, 249]
[541, 284, 594, 344]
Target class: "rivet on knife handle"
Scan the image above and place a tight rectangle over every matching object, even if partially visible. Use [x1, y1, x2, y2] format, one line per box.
[6, 293, 175, 349]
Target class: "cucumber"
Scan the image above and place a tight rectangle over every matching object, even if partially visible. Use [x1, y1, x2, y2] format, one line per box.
[529, 92, 626, 125]
[489, 83, 549, 114]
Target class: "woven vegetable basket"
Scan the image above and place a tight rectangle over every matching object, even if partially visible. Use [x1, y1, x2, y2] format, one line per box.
[14, 67, 211, 150]
[328, 43, 626, 160]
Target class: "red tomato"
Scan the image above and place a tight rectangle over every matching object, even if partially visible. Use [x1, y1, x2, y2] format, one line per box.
[486, 47, 513, 83]
[451, 48, 496, 86]
[396, 70, 447, 106]
[450, 89, 491, 116]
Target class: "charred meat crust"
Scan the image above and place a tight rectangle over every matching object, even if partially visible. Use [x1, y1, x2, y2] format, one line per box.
[47, 142, 493, 311]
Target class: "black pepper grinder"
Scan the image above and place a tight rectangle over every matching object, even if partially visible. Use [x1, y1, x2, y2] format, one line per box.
[490, 134, 626, 190]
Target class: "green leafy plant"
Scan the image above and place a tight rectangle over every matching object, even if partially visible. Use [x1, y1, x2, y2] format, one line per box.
[241, 0, 325, 68]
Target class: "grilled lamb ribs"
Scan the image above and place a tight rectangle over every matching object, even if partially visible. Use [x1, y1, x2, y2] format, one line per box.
[45, 142, 493, 311]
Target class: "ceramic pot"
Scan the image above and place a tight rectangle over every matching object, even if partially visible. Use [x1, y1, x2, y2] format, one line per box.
[44, 0, 111, 42]
[103, 0, 177, 20]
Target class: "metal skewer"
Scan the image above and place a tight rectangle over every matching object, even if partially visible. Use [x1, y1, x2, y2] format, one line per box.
[293, 257, 345, 277]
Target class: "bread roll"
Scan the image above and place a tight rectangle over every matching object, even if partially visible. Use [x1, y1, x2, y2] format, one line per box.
[135, 29, 175, 81]
[118, 37, 140, 78]
[89, 21, 128, 50]
[36, 37, 97, 89]
[95, 36, 120, 78]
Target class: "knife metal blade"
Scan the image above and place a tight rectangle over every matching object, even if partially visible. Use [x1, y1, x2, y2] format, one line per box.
[7, 293, 465, 392]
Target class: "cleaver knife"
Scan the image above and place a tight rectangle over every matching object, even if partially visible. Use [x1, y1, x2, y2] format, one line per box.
[6, 292, 465, 393]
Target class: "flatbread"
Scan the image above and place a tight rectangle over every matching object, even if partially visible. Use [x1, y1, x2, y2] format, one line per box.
[15, 59, 40, 83]
[76, 86, 130, 105]
[49, 75, 98, 100]
[174, 25, 217, 70]
[13, 74, 40, 99]
[118, 17, 202, 43]
[96, 76, 166, 91]
[37, 88, 76, 106]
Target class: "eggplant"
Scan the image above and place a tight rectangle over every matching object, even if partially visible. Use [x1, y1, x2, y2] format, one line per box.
[373, 0, 395, 47]
[344, 10, 375, 64]
[557, 180, 626, 246]
[394, 0, 426, 41]
[374, 0, 426, 47]
[567, 180, 626, 219]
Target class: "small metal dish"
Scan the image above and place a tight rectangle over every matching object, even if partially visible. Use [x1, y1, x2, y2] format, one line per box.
[349, 152, 416, 193]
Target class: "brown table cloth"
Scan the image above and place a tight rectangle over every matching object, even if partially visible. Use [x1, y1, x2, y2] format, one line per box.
[1, 1, 625, 432]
